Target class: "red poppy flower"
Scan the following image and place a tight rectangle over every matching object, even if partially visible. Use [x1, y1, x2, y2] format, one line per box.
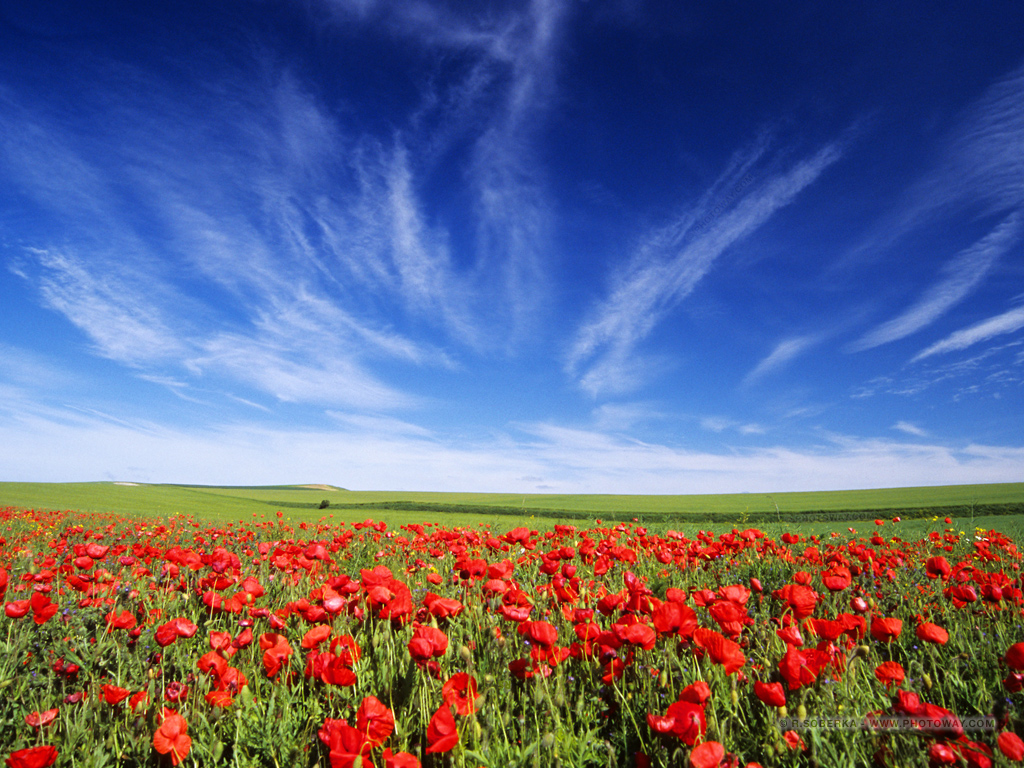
[355, 696, 394, 747]
[1006, 643, 1024, 672]
[4, 600, 30, 619]
[408, 624, 448, 661]
[870, 617, 902, 643]
[754, 681, 786, 707]
[205, 691, 234, 707]
[382, 748, 421, 768]
[306, 651, 358, 686]
[998, 731, 1024, 761]
[101, 685, 131, 705]
[155, 618, 199, 647]
[689, 740, 724, 768]
[782, 730, 807, 750]
[772, 584, 818, 619]
[778, 646, 825, 690]
[821, 566, 852, 592]
[24, 709, 58, 728]
[234, 626, 254, 649]
[302, 624, 333, 649]
[30, 593, 58, 625]
[693, 627, 745, 674]
[198, 650, 229, 678]
[926, 556, 952, 580]
[321, 720, 370, 768]
[259, 633, 293, 678]
[425, 594, 464, 619]
[927, 742, 956, 764]
[442, 673, 479, 715]
[678, 681, 712, 705]
[874, 661, 905, 688]
[776, 626, 803, 646]
[129, 691, 149, 713]
[153, 713, 191, 766]
[707, 600, 748, 637]
[916, 622, 949, 645]
[665, 701, 707, 745]
[5, 746, 58, 768]
[651, 601, 698, 639]
[105, 610, 136, 631]
[209, 630, 233, 651]
[425, 704, 459, 754]
[945, 584, 978, 607]
[518, 620, 558, 649]
[617, 621, 657, 650]
[164, 681, 189, 703]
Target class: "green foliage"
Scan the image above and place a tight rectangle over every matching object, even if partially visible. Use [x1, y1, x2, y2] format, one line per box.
[2, 480, 1023, 530]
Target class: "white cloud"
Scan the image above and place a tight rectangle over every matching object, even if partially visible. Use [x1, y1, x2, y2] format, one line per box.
[850, 211, 1021, 351]
[744, 335, 820, 385]
[591, 402, 663, 431]
[940, 61, 1024, 216]
[893, 421, 928, 437]
[2, 61, 480, 411]
[700, 417, 765, 435]
[29, 249, 187, 365]
[568, 135, 844, 397]
[2, 404, 1022, 493]
[912, 305, 1024, 361]
[317, 0, 568, 342]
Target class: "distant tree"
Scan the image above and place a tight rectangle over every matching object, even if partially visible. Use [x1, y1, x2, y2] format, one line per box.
[318, 499, 330, 509]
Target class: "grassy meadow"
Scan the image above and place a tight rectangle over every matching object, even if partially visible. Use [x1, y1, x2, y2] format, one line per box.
[1, 480, 1022, 537]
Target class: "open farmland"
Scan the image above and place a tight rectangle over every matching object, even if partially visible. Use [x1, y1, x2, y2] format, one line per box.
[2, 481, 1023, 531]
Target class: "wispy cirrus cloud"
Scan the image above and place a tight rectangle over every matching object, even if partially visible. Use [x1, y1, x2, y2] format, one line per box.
[852, 60, 1024, 257]
[744, 334, 822, 385]
[568, 134, 844, 396]
[938, 61, 1024, 217]
[319, 0, 569, 343]
[2, 60, 473, 411]
[912, 304, 1024, 362]
[27, 249, 187, 365]
[893, 421, 928, 437]
[850, 211, 1021, 352]
[464, 0, 566, 341]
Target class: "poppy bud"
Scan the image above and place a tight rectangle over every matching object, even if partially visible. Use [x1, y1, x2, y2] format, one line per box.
[541, 732, 555, 750]
[923, 673, 932, 691]
[659, 670, 669, 688]
[779, 705, 787, 719]
[855, 645, 870, 658]
[796, 704, 807, 721]
[459, 645, 473, 665]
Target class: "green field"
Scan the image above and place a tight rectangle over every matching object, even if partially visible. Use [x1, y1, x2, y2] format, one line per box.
[2, 480, 1022, 536]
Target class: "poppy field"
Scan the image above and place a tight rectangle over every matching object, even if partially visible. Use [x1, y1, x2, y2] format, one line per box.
[3, 505, 1024, 768]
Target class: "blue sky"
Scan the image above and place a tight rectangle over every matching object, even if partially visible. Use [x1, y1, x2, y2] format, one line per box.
[1, 1, 1023, 494]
